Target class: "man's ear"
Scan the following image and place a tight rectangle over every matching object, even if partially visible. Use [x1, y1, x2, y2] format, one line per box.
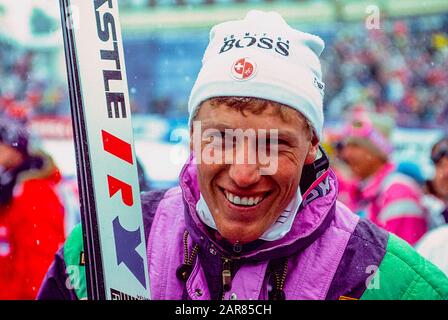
[304, 136, 319, 165]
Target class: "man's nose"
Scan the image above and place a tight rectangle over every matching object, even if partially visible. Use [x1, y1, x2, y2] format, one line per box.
[228, 162, 261, 187]
[228, 143, 261, 187]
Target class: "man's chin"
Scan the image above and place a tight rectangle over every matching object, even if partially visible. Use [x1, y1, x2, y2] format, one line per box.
[217, 225, 263, 245]
[223, 234, 259, 245]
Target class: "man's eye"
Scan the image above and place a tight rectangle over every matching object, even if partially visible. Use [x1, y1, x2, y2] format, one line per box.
[270, 139, 289, 147]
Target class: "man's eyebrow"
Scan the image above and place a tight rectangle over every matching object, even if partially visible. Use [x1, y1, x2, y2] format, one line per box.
[199, 121, 233, 131]
[198, 122, 299, 138]
[270, 130, 299, 141]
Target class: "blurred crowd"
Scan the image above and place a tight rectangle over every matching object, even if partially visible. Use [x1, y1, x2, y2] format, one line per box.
[2, 15, 448, 128]
[322, 14, 448, 128]
[0, 42, 67, 121]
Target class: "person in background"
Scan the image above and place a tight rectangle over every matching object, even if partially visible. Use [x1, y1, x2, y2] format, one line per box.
[0, 114, 65, 299]
[415, 224, 448, 276]
[413, 136, 448, 275]
[322, 130, 358, 212]
[422, 136, 448, 229]
[341, 109, 427, 245]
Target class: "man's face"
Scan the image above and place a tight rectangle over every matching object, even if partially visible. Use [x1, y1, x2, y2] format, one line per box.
[0, 143, 24, 170]
[341, 143, 384, 180]
[191, 100, 318, 244]
[434, 157, 448, 199]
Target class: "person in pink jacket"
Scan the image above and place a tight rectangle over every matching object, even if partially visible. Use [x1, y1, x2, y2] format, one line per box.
[341, 109, 427, 245]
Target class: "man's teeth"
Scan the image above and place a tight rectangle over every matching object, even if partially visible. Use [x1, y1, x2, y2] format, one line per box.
[224, 191, 263, 206]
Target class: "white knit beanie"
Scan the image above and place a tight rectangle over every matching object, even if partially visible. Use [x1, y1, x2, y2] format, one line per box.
[188, 10, 326, 140]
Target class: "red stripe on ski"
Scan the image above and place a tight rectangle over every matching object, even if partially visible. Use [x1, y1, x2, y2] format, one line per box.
[107, 175, 134, 207]
[102, 130, 134, 164]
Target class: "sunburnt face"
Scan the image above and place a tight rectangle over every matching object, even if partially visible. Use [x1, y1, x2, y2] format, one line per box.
[341, 143, 384, 180]
[191, 100, 318, 244]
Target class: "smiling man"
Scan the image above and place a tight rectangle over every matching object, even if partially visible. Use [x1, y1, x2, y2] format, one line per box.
[192, 97, 317, 245]
[38, 10, 448, 300]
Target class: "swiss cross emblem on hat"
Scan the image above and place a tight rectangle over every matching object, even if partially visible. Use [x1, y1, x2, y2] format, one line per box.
[230, 57, 257, 81]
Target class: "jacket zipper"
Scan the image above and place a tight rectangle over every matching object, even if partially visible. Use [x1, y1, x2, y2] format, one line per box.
[221, 258, 232, 300]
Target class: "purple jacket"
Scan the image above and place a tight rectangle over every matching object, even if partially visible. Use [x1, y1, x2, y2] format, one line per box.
[149, 154, 361, 300]
[38, 153, 448, 300]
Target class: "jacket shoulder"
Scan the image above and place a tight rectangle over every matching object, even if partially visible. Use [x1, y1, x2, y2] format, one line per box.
[361, 233, 448, 300]
[63, 224, 87, 299]
[326, 216, 389, 300]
